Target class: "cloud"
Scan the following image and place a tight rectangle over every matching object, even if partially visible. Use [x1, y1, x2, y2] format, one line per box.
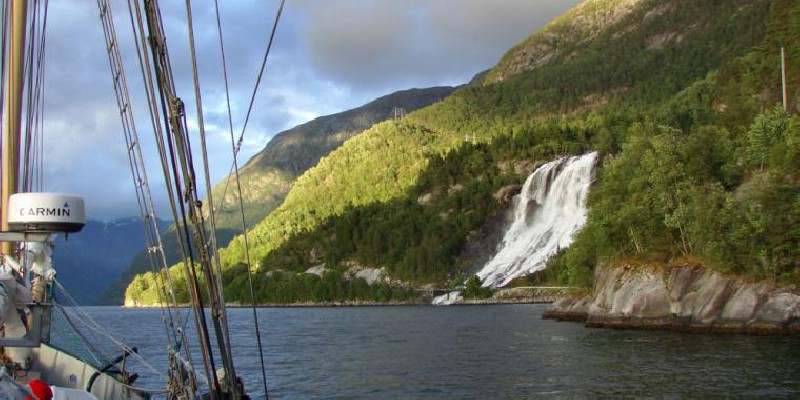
[32, 0, 580, 220]
[294, 0, 581, 92]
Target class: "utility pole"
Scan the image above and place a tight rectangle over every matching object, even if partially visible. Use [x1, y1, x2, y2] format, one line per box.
[781, 47, 787, 111]
[393, 107, 405, 120]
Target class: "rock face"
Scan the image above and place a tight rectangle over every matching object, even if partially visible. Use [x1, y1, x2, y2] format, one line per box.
[544, 264, 800, 334]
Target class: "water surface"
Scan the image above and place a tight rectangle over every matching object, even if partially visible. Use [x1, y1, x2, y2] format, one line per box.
[81, 305, 800, 398]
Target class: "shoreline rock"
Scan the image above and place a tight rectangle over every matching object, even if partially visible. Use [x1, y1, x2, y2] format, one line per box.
[543, 264, 800, 335]
[432, 286, 572, 306]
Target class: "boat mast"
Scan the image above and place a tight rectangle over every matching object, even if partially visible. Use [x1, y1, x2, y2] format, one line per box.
[139, 0, 237, 396]
[1, 0, 27, 255]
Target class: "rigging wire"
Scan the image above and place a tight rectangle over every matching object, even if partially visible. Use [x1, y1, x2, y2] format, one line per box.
[181, 5, 238, 398]
[211, 1, 287, 397]
[237, 0, 286, 151]
[135, 0, 222, 393]
[138, 0, 243, 396]
[21, 0, 48, 192]
[98, 1, 288, 398]
[21, 0, 32, 190]
[213, 0, 286, 217]
[52, 293, 169, 380]
[97, 0, 171, 341]
[125, 0, 220, 394]
[32, 0, 47, 191]
[0, 1, 8, 133]
[95, 2, 198, 397]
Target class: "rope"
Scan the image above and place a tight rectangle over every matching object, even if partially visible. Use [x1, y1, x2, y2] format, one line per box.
[213, 0, 286, 221]
[52, 283, 168, 379]
[126, 0, 220, 391]
[53, 301, 173, 396]
[210, 1, 287, 398]
[51, 287, 107, 366]
[139, 0, 243, 395]
[238, 0, 286, 149]
[183, 3, 236, 393]
[96, 2, 199, 397]
[20, 0, 48, 192]
[116, 381, 170, 395]
[123, 2, 208, 378]
[52, 305, 168, 380]
[52, 306, 171, 395]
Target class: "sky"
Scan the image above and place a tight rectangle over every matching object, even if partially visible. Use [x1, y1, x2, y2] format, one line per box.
[30, 0, 581, 220]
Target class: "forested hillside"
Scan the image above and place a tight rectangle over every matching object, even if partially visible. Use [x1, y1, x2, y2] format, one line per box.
[126, 0, 799, 305]
[210, 86, 457, 231]
[106, 87, 455, 304]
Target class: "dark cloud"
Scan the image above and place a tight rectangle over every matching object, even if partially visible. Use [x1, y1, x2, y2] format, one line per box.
[36, 0, 580, 219]
[294, 0, 581, 93]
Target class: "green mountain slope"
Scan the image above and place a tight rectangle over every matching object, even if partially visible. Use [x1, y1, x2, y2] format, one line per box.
[99, 87, 454, 305]
[127, 0, 799, 305]
[211, 86, 457, 231]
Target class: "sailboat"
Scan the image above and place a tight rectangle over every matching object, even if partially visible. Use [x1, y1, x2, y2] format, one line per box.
[0, 1, 161, 398]
[0, 0, 276, 398]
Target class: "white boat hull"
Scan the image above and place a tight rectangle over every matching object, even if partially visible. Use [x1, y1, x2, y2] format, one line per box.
[30, 344, 151, 399]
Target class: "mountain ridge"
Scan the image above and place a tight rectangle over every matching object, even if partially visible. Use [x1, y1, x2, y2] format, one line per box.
[210, 86, 458, 232]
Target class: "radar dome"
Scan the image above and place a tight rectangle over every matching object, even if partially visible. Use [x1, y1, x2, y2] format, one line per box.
[7, 193, 86, 233]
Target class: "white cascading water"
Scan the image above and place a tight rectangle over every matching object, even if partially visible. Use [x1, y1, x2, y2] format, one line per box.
[477, 152, 598, 288]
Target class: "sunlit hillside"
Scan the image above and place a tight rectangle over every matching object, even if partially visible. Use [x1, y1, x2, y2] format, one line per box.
[127, 0, 799, 305]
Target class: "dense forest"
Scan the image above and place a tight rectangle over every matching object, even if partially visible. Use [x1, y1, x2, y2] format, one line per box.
[126, 0, 799, 305]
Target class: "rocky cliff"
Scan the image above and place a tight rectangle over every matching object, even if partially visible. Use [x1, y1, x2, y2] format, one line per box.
[544, 264, 800, 334]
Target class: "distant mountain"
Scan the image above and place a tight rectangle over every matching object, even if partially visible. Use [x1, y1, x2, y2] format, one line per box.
[52, 217, 169, 305]
[99, 86, 456, 305]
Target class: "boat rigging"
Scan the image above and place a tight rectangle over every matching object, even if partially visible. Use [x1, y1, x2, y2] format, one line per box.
[0, 0, 287, 398]
[1, 1, 153, 398]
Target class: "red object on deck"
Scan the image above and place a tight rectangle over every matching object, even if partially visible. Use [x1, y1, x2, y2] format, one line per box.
[28, 380, 52, 400]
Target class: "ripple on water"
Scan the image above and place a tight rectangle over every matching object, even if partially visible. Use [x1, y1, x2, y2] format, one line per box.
[83, 305, 800, 398]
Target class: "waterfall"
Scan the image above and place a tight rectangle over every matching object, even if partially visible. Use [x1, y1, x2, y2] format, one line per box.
[477, 152, 597, 288]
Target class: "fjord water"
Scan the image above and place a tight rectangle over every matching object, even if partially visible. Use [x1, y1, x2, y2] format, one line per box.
[85, 305, 800, 398]
[477, 152, 597, 287]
